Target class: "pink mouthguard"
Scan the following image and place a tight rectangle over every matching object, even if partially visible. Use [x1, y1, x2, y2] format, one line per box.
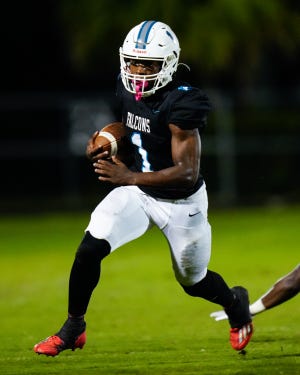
[134, 80, 149, 101]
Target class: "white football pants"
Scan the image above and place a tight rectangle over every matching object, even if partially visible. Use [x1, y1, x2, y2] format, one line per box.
[86, 184, 211, 286]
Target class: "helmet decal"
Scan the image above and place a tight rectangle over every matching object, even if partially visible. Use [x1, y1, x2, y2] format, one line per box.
[166, 30, 174, 41]
[135, 21, 157, 49]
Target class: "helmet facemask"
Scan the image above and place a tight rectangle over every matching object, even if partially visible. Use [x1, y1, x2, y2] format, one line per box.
[120, 53, 178, 99]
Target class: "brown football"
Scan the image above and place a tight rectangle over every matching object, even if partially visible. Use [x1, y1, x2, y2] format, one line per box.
[94, 122, 127, 158]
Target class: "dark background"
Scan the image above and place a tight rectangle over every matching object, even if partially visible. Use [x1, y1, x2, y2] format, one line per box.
[1, 1, 299, 212]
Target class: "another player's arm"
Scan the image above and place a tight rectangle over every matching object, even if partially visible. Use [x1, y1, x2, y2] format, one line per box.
[260, 264, 300, 309]
[93, 124, 201, 187]
[210, 264, 300, 321]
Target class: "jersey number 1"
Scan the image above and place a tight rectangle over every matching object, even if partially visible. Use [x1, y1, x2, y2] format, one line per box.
[131, 133, 152, 172]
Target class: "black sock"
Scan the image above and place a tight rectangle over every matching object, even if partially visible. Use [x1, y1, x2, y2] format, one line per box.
[68, 231, 111, 316]
[181, 270, 235, 308]
[56, 317, 86, 343]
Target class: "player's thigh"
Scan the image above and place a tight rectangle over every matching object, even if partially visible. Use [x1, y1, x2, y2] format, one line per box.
[165, 214, 211, 286]
[86, 186, 151, 251]
[162, 187, 211, 286]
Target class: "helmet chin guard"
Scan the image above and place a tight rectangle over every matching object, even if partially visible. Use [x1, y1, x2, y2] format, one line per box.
[119, 21, 180, 97]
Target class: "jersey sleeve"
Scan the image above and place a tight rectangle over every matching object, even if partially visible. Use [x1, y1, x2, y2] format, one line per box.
[167, 86, 212, 131]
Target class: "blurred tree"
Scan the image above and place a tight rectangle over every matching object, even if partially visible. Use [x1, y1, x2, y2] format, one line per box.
[181, 0, 300, 89]
[58, 0, 300, 89]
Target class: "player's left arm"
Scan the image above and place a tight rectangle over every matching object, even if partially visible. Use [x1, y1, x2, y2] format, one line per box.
[93, 124, 201, 187]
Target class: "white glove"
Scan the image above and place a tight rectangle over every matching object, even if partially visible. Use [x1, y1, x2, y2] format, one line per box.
[209, 310, 228, 321]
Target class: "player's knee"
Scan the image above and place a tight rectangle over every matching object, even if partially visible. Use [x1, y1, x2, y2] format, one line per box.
[75, 231, 111, 264]
[176, 266, 207, 296]
[180, 274, 207, 297]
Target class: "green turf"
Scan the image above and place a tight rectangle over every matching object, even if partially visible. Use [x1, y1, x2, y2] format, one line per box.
[1, 205, 299, 374]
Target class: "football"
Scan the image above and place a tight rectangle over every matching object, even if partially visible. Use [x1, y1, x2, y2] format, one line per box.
[93, 122, 127, 158]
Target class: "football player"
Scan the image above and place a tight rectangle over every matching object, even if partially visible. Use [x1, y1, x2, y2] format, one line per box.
[34, 20, 253, 356]
[210, 264, 300, 321]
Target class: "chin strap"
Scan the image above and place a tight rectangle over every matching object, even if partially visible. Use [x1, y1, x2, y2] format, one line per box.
[134, 80, 149, 101]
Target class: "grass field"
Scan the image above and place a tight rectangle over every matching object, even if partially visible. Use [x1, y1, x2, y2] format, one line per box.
[1, 205, 299, 374]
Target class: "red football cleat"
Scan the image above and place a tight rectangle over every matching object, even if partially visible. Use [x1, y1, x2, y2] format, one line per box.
[225, 286, 254, 351]
[230, 322, 253, 351]
[33, 331, 86, 357]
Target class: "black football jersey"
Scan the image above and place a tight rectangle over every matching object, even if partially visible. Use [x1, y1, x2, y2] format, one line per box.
[114, 75, 212, 199]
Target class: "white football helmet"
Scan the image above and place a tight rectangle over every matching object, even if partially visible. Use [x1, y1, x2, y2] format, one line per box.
[119, 21, 180, 97]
